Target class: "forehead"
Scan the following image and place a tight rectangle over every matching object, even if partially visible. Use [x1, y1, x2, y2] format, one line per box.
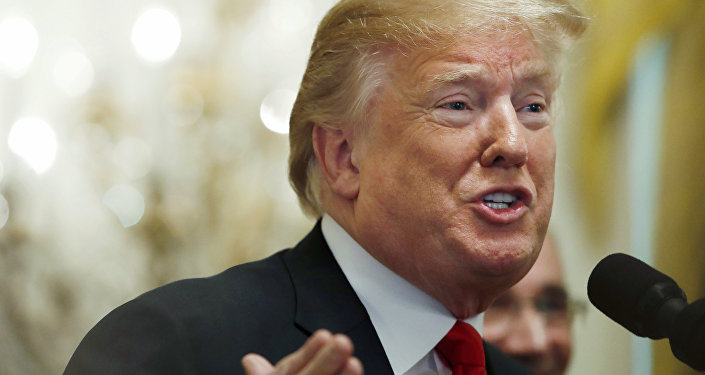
[390, 33, 555, 90]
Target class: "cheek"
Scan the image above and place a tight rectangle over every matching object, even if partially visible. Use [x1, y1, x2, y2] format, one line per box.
[398, 130, 476, 186]
[528, 132, 556, 193]
[549, 327, 573, 367]
[418, 129, 484, 182]
[359, 140, 438, 210]
[481, 323, 506, 343]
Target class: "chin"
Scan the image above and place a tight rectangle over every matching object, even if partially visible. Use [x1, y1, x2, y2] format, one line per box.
[463, 244, 538, 300]
[476, 242, 536, 276]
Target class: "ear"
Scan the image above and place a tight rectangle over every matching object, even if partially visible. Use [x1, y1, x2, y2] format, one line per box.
[312, 124, 360, 200]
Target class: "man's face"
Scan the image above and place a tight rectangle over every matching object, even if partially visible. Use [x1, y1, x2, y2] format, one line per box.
[351, 33, 556, 316]
[483, 238, 572, 375]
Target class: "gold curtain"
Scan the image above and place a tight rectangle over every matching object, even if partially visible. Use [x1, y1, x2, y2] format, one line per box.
[575, 0, 704, 373]
[575, 0, 691, 238]
[653, 2, 705, 374]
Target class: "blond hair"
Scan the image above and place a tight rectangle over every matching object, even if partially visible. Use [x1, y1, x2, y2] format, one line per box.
[289, 0, 588, 217]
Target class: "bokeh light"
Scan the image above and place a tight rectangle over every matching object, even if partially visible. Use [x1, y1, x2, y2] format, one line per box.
[8, 117, 58, 174]
[131, 7, 182, 64]
[102, 184, 146, 228]
[260, 89, 297, 134]
[0, 16, 39, 78]
[53, 48, 95, 97]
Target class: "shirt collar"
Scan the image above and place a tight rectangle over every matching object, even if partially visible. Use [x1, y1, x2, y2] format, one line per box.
[321, 215, 483, 375]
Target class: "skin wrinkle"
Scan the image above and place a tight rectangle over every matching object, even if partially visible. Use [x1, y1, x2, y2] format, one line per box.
[418, 58, 554, 129]
[430, 59, 555, 86]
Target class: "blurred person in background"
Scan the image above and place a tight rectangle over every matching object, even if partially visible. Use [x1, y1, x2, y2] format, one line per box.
[64, 0, 587, 374]
[484, 235, 584, 375]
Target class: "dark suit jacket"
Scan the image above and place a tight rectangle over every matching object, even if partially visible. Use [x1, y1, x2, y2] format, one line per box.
[64, 222, 533, 375]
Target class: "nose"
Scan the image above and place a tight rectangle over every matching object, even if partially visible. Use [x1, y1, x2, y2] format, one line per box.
[505, 308, 549, 355]
[480, 100, 528, 168]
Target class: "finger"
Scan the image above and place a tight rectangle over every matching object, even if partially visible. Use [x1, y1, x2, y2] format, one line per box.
[341, 357, 364, 375]
[275, 330, 333, 373]
[242, 353, 275, 375]
[300, 334, 354, 375]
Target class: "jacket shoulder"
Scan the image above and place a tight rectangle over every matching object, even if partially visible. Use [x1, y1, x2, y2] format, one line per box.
[144, 249, 295, 313]
[64, 249, 300, 375]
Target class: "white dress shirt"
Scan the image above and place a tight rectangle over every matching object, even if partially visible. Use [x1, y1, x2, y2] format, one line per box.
[321, 215, 484, 375]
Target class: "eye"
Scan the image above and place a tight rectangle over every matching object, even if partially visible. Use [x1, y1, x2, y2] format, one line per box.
[444, 101, 467, 111]
[535, 287, 569, 315]
[525, 103, 543, 113]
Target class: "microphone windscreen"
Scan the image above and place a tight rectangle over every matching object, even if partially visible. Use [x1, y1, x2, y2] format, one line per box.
[587, 253, 678, 336]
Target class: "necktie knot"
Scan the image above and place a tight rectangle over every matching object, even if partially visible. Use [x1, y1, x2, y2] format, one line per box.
[435, 320, 487, 375]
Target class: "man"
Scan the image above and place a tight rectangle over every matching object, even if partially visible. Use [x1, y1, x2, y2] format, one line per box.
[484, 236, 577, 375]
[65, 1, 587, 374]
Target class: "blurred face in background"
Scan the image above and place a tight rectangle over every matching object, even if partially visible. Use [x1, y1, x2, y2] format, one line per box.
[483, 237, 573, 375]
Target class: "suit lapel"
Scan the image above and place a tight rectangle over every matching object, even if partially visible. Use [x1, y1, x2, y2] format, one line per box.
[282, 221, 394, 375]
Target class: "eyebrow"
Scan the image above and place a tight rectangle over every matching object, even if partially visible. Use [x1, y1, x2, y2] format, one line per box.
[430, 65, 489, 87]
[541, 284, 569, 296]
[424, 65, 489, 98]
[515, 60, 557, 91]
[516, 60, 554, 80]
[427, 60, 557, 93]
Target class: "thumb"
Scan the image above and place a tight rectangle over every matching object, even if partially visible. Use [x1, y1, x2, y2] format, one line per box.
[242, 353, 275, 374]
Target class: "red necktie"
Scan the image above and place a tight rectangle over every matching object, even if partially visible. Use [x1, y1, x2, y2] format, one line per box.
[434, 320, 487, 375]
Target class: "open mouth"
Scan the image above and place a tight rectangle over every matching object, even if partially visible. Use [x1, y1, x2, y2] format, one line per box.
[481, 192, 519, 210]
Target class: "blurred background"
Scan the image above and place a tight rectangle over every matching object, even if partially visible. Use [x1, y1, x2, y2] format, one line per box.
[0, 0, 702, 374]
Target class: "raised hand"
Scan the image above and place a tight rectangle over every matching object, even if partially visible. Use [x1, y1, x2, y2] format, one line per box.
[242, 330, 363, 375]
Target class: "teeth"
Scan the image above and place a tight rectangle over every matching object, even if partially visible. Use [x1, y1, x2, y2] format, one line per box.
[486, 202, 509, 210]
[482, 193, 518, 210]
[482, 192, 518, 204]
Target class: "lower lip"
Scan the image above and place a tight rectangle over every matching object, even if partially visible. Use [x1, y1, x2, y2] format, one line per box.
[472, 201, 528, 224]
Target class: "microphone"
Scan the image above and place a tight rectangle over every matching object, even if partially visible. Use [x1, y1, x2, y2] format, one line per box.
[587, 253, 705, 371]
